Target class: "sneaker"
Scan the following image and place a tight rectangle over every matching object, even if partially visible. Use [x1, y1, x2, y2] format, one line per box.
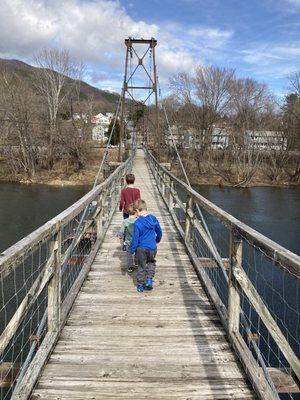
[137, 284, 144, 292]
[145, 278, 153, 290]
[122, 244, 127, 251]
[127, 266, 134, 273]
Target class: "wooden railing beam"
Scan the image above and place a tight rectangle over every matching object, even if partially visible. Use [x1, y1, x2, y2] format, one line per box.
[228, 231, 242, 335]
[48, 229, 62, 332]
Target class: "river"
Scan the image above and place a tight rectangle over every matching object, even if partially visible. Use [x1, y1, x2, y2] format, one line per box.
[195, 185, 300, 256]
[0, 182, 89, 253]
[1, 182, 299, 255]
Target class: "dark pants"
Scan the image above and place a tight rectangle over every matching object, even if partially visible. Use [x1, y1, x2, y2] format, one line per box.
[122, 213, 129, 245]
[136, 247, 157, 285]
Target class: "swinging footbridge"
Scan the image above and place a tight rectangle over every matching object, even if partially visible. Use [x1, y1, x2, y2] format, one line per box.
[0, 148, 299, 400]
[0, 37, 300, 399]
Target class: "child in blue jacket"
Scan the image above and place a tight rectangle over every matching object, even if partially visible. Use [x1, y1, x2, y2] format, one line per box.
[130, 199, 162, 292]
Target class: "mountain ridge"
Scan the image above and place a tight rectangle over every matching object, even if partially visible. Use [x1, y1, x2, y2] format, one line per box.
[0, 58, 120, 111]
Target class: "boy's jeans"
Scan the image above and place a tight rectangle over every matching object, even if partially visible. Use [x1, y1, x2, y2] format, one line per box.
[136, 247, 157, 285]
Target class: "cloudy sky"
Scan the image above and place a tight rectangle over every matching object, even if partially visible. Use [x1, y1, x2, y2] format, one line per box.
[0, 0, 299, 99]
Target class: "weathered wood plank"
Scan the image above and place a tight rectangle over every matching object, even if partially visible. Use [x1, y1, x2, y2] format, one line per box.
[234, 266, 300, 382]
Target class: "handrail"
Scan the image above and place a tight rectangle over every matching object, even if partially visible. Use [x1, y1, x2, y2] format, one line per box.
[0, 156, 132, 279]
[145, 147, 300, 400]
[145, 148, 300, 277]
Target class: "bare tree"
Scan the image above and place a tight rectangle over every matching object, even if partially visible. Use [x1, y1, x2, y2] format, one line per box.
[0, 71, 40, 179]
[289, 70, 300, 96]
[170, 72, 194, 104]
[193, 66, 235, 148]
[226, 78, 274, 186]
[34, 48, 83, 168]
[59, 97, 95, 172]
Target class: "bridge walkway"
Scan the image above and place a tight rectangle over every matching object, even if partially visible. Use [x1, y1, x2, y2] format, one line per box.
[32, 150, 256, 399]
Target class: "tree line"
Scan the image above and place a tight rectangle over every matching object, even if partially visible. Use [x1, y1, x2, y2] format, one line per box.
[0, 49, 97, 180]
[153, 66, 300, 186]
[0, 50, 299, 186]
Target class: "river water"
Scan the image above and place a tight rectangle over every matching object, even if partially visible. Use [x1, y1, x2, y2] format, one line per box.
[0, 182, 89, 253]
[1, 183, 299, 255]
[194, 185, 300, 256]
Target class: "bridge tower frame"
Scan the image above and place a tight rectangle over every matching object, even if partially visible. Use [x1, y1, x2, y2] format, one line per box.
[118, 37, 160, 161]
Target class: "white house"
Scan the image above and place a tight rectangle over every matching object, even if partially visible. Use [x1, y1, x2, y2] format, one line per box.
[92, 125, 107, 141]
[210, 127, 229, 150]
[91, 113, 111, 127]
[91, 112, 113, 142]
[172, 126, 229, 150]
[245, 131, 287, 151]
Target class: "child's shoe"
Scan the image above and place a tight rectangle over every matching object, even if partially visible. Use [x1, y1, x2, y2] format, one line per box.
[127, 266, 134, 273]
[145, 278, 153, 290]
[137, 284, 144, 292]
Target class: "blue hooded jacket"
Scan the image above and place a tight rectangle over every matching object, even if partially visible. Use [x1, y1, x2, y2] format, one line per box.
[130, 214, 162, 254]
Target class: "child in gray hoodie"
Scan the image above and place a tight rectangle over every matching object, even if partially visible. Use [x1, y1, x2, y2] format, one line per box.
[119, 204, 138, 272]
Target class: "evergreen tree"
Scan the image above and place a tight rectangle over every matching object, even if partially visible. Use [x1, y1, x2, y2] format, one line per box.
[106, 119, 120, 145]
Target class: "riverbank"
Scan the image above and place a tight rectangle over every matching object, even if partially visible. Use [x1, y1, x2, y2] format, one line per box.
[171, 167, 300, 187]
[0, 148, 119, 186]
[0, 163, 98, 186]
[170, 163, 300, 188]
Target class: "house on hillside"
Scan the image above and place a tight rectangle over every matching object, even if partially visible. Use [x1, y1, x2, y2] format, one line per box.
[245, 131, 287, 151]
[91, 112, 113, 141]
[91, 113, 111, 126]
[166, 125, 181, 146]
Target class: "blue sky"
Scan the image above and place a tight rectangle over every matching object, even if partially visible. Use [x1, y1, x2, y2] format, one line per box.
[120, 0, 300, 97]
[0, 0, 299, 100]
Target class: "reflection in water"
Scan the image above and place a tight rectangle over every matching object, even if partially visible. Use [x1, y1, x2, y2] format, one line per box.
[0, 182, 89, 253]
[194, 185, 300, 256]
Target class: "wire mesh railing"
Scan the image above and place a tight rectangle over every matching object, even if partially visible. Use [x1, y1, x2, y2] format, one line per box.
[0, 154, 133, 399]
[145, 147, 300, 400]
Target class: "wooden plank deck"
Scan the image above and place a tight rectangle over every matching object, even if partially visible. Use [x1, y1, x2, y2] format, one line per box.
[32, 150, 256, 399]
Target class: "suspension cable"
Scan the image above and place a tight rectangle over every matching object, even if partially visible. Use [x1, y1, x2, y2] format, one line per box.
[158, 77, 223, 265]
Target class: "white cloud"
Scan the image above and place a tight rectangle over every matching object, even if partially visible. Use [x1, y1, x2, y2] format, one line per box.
[285, 0, 300, 6]
[241, 44, 300, 66]
[0, 0, 196, 83]
[0, 0, 236, 93]
[187, 27, 233, 48]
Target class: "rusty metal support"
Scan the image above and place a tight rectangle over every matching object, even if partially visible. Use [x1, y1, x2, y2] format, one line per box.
[119, 37, 160, 159]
